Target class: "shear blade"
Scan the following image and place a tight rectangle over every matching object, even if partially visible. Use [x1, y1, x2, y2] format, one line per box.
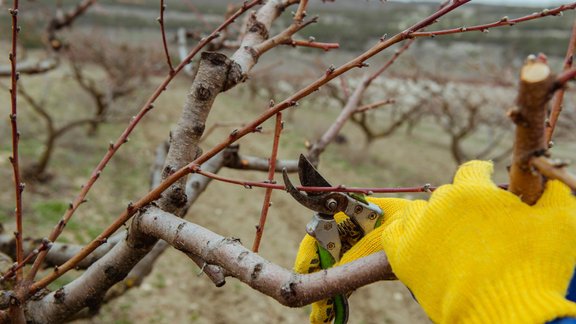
[298, 154, 332, 194]
[282, 168, 337, 214]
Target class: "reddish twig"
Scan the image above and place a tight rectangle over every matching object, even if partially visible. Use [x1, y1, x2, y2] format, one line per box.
[252, 112, 283, 252]
[252, 0, 314, 56]
[283, 39, 340, 51]
[546, 18, 576, 143]
[46, 0, 97, 50]
[24, 0, 264, 285]
[196, 167, 436, 194]
[0, 239, 52, 281]
[158, 0, 174, 73]
[30, 0, 469, 293]
[410, 4, 576, 38]
[355, 99, 395, 113]
[554, 67, 576, 88]
[366, 38, 416, 84]
[200, 121, 247, 144]
[8, 0, 24, 282]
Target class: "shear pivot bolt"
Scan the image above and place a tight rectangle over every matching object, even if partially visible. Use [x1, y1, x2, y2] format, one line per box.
[368, 212, 377, 220]
[327, 242, 336, 250]
[354, 205, 363, 214]
[326, 199, 338, 212]
[324, 223, 333, 230]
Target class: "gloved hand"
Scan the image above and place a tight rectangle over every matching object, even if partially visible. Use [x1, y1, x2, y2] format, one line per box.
[296, 160, 576, 324]
[293, 197, 409, 324]
[380, 160, 576, 323]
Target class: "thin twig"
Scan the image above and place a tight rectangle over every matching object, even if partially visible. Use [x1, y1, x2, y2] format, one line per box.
[8, 0, 24, 282]
[294, 0, 307, 21]
[555, 67, 576, 87]
[158, 0, 174, 73]
[252, 112, 283, 252]
[0, 239, 52, 281]
[196, 168, 436, 194]
[410, 4, 576, 38]
[252, 0, 313, 56]
[546, 17, 576, 143]
[46, 0, 97, 50]
[355, 99, 395, 113]
[531, 156, 576, 191]
[283, 39, 340, 51]
[366, 38, 415, 84]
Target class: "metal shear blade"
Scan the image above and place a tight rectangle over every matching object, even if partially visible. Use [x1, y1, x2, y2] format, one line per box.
[282, 154, 349, 214]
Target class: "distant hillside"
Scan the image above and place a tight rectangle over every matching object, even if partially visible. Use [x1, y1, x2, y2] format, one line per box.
[2, 0, 573, 56]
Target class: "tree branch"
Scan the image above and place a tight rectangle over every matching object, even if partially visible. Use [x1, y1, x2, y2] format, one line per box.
[0, 57, 59, 77]
[135, 207, 396, 307]
[508, 56, 555, 204]
[531, 156, 576, 191]
[546, 16, 576, 143]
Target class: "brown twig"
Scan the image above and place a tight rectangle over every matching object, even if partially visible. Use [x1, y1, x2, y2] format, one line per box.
[531, 156, 576, 191]
[8, 0, 24, 283]
[30, 0, 469, 293]
[410, 4, 576, 38]
[508, 56, 555, 205]
[283, 39, 340, 51]
[355, 99, 395, 113]
[546, 17, 576, 143]
[46, 0, 97, 50]
[200, 121, 247, 143]
[366, 38, 416, 84]
[252, 0, 313, 57]
[252, 112, 283, 252]
[555, 67, 576, 87]
[0, 239, 52, 281]
[158, 0, 174, 73]
[25, 0, 264, 285]
[196, 168, 436, 193]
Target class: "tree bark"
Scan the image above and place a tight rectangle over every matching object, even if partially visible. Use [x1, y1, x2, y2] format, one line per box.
[508, 59, 555, 205]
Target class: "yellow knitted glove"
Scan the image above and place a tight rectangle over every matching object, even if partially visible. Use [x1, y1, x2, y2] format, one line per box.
[293, 197, 409, 324]
[381, 160, 576, 323]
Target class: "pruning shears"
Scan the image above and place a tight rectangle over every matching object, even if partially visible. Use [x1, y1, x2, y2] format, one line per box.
[283, 154, 384, 324]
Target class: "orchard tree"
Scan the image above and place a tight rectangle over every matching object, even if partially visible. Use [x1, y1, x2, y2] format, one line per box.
[1, 0, 576, 322]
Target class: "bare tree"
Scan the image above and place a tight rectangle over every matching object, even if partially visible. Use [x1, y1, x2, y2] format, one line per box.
[1, 0, 576, 323]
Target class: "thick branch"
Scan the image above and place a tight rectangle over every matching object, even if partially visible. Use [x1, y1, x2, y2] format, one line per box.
[508, 58, 555, 204]
[157, 52, 242, 214]
[231, 0, 300, 74]
[0, 233, 122, 270]
[24, 223, 156, 323]
[135, 207, 395, 307]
